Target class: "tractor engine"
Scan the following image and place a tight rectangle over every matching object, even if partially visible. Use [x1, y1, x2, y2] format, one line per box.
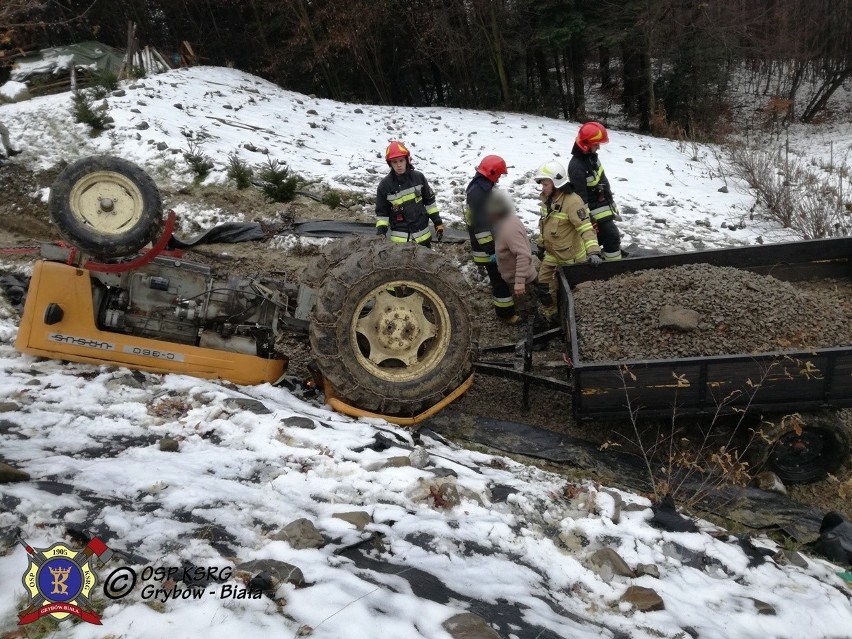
[90, 256, 283, 358]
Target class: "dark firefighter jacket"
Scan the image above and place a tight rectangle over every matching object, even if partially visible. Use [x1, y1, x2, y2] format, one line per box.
[375, 168, 442, 244]
[465, 174, 497, 264]
[568, 142, 616, 221]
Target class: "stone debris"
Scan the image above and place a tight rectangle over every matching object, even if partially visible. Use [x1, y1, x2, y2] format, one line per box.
[574, 264, 852, 361]
[773, 549, 808, 569]
[621, 585, 665, 611]
[332, 511, 372, 530]
[273, 518, 326, 549]
[589, 548, 635, 582]
[280, 416, 316, 429]
[368, 455, 412, 470]
[237, 559, 305, 590]
[0, 462, 29, 483]
[658, 304, 700, 332]
[635, 563, 660, 578]
[224, 397, 271, 414]
[442, 612, 501, 639]
[750, 471, 787, 495]
[750, 598, 777, 615]
[409, 446, 431, 469]
[159, 437, 180, 452]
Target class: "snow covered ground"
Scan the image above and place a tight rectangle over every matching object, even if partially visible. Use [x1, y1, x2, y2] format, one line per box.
[1, 67, 851, 638]
[1, 305, 850, 638]
[0, 66, 799, 250]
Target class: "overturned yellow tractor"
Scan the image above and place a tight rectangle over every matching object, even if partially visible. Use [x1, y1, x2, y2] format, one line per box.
[15, 156, 478, 424]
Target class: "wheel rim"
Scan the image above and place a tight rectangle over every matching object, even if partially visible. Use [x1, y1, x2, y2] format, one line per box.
[770, 428, 831, 483]
[350, 280, 452, 383]
[68, 170, 145, 236]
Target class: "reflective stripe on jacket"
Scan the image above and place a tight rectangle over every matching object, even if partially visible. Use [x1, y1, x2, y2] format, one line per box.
[568, 143, 616, 221]
[465, 174, 496, 263]
[375, 168, 442, 239]
[540, 190, 601, 265]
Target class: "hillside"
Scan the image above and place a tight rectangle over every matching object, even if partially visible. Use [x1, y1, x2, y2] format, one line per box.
[1, 67, 796, 250]
[0, 67, 850, 639]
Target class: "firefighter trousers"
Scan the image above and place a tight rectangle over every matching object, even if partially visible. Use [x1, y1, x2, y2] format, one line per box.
[483, 261, 516, 319]
[594, 216, 622, 261]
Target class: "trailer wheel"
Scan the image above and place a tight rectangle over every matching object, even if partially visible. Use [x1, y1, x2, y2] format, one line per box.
[49, 156, 163, 258]
[310, 242, 479, 416]
[752, 411, 851, 484]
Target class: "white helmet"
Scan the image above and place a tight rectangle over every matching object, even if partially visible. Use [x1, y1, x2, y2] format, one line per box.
[534, 161, 569, 189]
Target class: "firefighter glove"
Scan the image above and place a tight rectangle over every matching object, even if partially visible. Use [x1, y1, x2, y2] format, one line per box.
[435, 224, 444, 240]
[588, 253, 603, 267]
[376, 227, 388, 236]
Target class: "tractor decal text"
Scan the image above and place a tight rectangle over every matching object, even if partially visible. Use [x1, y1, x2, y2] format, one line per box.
[49, 334, 116, 351]
[122, 346, 185, 362]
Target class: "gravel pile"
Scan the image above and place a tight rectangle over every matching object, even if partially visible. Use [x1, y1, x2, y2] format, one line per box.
[573, 264, 852, 361]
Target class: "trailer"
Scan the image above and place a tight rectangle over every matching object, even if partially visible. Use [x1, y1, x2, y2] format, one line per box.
[555, 237, 852, 483]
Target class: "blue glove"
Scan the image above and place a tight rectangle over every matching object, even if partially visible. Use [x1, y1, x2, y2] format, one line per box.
[489, 253, 497, 263]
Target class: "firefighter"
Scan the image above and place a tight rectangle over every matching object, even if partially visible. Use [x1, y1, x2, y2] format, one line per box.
[568, 122, 622, 261]
[465, 154, 517, 322]
[535, 160, 602, 321]
[375, 140, 443, 247]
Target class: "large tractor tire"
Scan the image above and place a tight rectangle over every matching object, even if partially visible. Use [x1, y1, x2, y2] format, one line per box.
[49, 156, 164, 259]
[750, 411, 852, 484]
[310, 241, 479, 417]
[300, 234, 377, 289]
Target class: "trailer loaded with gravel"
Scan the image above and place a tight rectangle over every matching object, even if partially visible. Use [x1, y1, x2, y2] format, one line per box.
[555, 238, 852, 483]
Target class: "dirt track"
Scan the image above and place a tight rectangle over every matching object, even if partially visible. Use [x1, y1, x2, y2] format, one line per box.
[0, 161, 848, 521]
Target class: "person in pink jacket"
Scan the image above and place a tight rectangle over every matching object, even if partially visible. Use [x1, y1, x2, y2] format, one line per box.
[486, 189, 537, 316]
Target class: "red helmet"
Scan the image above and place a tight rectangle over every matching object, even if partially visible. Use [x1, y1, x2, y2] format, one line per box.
[576, 122, 609, 152]
[385, 140, 411, 163]
[476, 155, 508, 182]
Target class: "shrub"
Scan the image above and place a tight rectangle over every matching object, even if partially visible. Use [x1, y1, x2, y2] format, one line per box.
[321, 189, 343, 209]
[726, 144, 849, 239]
[95, 68, 119, 93]
[71, 91, 111, 135]
[258, 158, 299, 203]
[184, 140, 214, 183]
[227, 152, 253, 189]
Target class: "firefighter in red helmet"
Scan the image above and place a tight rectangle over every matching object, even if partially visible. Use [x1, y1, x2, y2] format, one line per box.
[465, 155, 517, 322]
[375, 140, 444, 247]
[568, 122, 622, 261]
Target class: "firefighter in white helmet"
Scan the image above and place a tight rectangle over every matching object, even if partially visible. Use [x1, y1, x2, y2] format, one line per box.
[534, 160, 602, 321]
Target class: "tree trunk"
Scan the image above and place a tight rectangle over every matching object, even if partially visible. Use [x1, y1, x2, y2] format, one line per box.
[599, 45, 611, 89]
[290, 0, 340, 100]
[488, 0, 511, 106]
[570, 37, 586, 119]
[553, 52, 571, 120]
[638, 39, 654, 131]
[621, 44, 641, 116]
[431, 62, 445, 105]
[801, 67, 852, 123]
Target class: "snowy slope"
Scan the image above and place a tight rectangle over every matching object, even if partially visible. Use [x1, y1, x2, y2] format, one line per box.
[1, 67, 849, 638]
[0, 310, 850, 638]
[0, 66, 795, 250]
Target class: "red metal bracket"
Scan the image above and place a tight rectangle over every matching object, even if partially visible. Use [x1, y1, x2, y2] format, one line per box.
[83, 211, 177, 273]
